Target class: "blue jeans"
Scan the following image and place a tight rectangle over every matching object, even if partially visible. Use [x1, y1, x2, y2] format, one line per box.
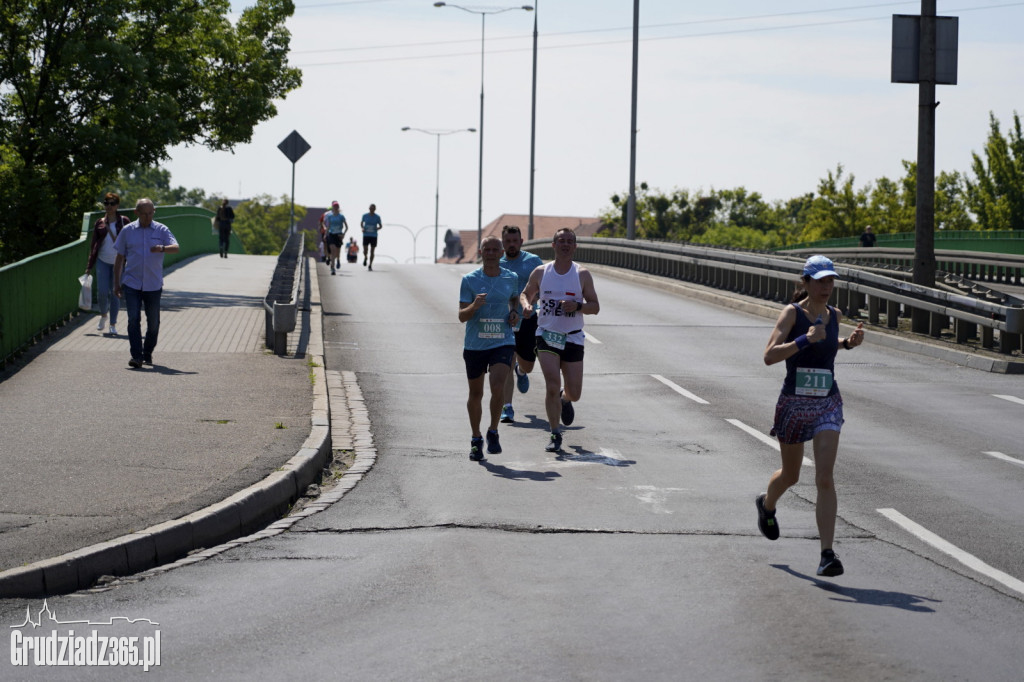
[123, 286, 162, 361]
[94, 260, 120, 324]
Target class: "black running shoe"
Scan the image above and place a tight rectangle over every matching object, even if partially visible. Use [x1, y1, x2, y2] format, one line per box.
[128, 357, 143, 368]
[545, 431, 562, 453]
[817, 549, 844, 577]
[486, 429, 501, 454]
[560, 391, 575, 426]
[755, 493, 779, 541]
[469, 437, 484, 461]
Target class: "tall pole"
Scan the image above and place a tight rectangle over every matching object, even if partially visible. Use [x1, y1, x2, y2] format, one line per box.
[435, 3, 533, 254]
[625, 0, 640, 240]
[912, 0, 937, 332]
[402, 125, 476, 261]
[477, 13, 486, 253]
[528, 0, 538, 241]
[434, 133, 441, 263]
[289, 162, 296, 234]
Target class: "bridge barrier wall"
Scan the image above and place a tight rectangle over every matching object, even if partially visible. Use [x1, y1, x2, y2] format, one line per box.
[525, 237, 1023, 356]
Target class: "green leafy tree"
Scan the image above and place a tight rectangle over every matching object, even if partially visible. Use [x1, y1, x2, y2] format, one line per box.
[965, 111, 1024, 231]
[0, 0, 301, 264]
[865, 160, 915, 235]
[102, 165, 213, 208]
[801, 164, 870, 242]
[935, 170, 973, 231]
[233, 195, 305, 255]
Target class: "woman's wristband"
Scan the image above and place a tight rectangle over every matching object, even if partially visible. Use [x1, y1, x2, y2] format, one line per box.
[794, 334, 810, 351]
[842, 338, 851, 350]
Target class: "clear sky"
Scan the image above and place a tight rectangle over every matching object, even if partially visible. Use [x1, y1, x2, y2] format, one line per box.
[165, 1, 1024, 264]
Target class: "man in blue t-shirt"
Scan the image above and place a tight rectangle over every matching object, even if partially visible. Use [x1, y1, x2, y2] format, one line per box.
[361, 203, 383, 271]
[459, 235, 520, 461]
[324, 201, 348, 275]
[498, 225, 544, 425]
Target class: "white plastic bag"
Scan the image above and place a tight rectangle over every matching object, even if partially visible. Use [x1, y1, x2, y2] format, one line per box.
[78, 273, 93, 311]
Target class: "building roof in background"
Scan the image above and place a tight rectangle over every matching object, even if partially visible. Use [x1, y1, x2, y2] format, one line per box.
[438, 214, 606, 264]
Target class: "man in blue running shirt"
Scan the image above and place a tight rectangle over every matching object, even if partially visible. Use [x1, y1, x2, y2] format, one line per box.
[324, 201, 348, 275]
[498, 225, 544, 424]
[459, 235, 520, 461]
[361, 203, 383, 271]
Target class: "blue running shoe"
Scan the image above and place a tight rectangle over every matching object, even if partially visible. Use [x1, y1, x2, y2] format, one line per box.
[560, 390, 575, 426]
[486, 429, 501, 454]
[470, 437, 484, 461]
[500, 404, 514, 423]
[515, 362, 529, 394]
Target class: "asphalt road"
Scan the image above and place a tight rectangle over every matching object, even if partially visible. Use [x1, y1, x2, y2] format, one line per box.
[2, 260, 1022, 681]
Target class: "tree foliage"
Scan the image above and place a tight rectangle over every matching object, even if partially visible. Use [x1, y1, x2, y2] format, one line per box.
[0, 0, 301, 264]
[965, 112, 1024, 231]
[600, 111, 1024, 250]
[103, 165, 213, 209]
[232, 194, 305, 255]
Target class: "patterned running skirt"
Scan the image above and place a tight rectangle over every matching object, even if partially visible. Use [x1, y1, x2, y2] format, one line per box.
[770, 392, 844, 444]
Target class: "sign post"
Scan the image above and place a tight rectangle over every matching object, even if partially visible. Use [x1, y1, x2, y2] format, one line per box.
[277, 131, 311, 235]
[891, 3, 958, 334]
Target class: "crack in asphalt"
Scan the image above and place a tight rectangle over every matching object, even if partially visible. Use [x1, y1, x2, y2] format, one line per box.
[291, 522, 877, 538]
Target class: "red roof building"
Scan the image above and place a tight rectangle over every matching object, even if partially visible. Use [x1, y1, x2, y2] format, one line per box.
[439, 213, 607, 263]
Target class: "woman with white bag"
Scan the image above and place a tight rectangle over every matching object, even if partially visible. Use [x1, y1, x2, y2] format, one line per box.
[84, 192, 131, 335]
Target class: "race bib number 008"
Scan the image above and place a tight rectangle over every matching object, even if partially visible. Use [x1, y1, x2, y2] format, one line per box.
[478, 318, 506, 340]
[795, 367, 833, 397]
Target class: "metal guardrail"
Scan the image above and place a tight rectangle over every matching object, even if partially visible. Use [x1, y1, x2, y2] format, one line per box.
[264, 232, 304, 355]
[525, 238, 1024, 355]
[783, 246, 1024, 287]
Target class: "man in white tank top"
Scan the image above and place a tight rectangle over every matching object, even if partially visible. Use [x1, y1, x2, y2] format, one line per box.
[519, 228, 600, 453]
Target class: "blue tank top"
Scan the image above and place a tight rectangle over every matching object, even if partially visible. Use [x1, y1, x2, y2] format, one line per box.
[782, 303, 839, 396]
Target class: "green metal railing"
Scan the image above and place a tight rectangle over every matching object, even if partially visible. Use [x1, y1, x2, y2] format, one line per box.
[1, 205, 243, 367]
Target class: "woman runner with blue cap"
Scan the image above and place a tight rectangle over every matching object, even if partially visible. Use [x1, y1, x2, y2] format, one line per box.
[756, 255, 865, 577]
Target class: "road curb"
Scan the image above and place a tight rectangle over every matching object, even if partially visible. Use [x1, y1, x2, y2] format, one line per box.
[591, 264, 1024, 374]
[0, 258, 330, 599]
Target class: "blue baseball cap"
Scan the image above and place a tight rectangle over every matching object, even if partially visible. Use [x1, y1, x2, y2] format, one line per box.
[803, 255, 839, 280]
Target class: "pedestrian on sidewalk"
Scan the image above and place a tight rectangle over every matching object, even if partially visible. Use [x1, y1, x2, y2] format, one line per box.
[85, 192, 131, 336]
[459, 235, 520, 461]
[215, 199, 234, 258]
[519, 227, 600, 453]
[756, 255, 865, 578]
[497, 225, 543, 425]
[361, 203, 382, 271]
[114, 198, 180, 368]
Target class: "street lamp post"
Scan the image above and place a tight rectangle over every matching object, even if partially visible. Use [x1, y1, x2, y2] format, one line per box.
[401, 126, 475, 262]
[434, 2, 533, 253]
[387, 223, 440, 265]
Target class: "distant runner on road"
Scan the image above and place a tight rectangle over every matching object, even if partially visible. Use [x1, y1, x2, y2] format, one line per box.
[361, 203, 382, 271]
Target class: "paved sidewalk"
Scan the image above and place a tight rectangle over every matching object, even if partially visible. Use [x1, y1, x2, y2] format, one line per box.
[0, 254, 325, 596]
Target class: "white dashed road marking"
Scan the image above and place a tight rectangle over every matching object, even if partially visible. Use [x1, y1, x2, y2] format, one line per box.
[584, 331, 602, 344]
[725, 418, 814, 467]
[982, 451, 1024, 468]
[993, 394, 1024, 406]
[650, 374, 709, 405]
[878, 508, 1024, 599]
